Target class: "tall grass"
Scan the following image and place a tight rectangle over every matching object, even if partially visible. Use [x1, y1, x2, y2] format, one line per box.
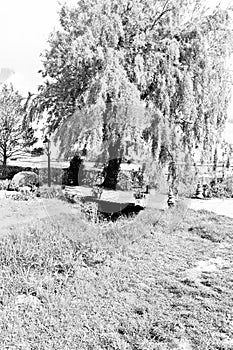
[0, 206, 232, 349]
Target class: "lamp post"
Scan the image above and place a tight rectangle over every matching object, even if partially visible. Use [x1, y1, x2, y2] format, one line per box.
[43, 135, 51, 187]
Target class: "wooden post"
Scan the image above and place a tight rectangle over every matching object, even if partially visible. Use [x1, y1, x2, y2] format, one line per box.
[47, 139, 51, 187]
[43, 135, 51, 187]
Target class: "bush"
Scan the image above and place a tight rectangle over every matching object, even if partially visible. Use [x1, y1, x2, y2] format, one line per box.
[0, 179, 11, 190]
[209, 178, 233, 198]
[31, 147, 44, 156]
[38, 185, 65, 199]
[81, 169, 99, 187]
[0, 165, 35, 180]
[38, 168, 63, 185]
[116, 171, 132, 191]
[144, 162, 167, 191]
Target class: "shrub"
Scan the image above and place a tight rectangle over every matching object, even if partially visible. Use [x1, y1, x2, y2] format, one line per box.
[209, 178, 233, 198]
[38, 185, 65, 199]
[38, 168, 63, 185]
[0, 179, 11, 190]
[31, 147, 45, 156]
[145, 162, 167, 191]
[116, 171, 132, 191]
[0, 165, 34, 180]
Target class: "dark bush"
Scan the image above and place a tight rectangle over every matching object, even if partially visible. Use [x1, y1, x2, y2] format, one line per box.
[31, 147, 44, 156]
[0, 166, 34, 180]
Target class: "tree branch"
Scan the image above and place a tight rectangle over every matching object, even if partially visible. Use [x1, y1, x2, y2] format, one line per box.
[6, 149, 27, 158]
[147, 0, 172, 32]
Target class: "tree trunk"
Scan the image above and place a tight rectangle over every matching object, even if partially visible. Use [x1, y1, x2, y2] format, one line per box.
[102, 135, 123, 190]
[2, 148, 7, 178]
[101, 94, 124, 190]
[102, 158, 122, 190]
[102, 128, 123, 190]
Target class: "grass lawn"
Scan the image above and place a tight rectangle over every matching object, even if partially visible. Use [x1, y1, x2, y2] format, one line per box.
[0, 201, 232, 349]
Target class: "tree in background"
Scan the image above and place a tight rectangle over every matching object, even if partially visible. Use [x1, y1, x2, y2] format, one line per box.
[0, 84, 37, 167]
[33, 0, 233, 188]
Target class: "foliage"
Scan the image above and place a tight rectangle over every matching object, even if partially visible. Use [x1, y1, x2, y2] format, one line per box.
[209, 178, 233, 198]
[5, 192, 31, 201]
[31, 147, 45, 156]
[38, 167, 63, 185]
[0, 179, 11, 190]
[37, 185, 65, 199]
[0, 84, 37, 166]
[0, 165, 35, 180]
[116, 170, 132, 191]
[33, 0, 233, 180]
[143, 161, 168, 191]
[78, 169, 99, 187]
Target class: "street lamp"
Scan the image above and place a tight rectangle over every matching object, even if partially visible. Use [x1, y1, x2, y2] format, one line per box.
[43, 135, 51, 187]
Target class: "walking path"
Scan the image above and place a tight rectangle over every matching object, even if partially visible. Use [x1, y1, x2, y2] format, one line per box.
[186, 197, 233, 219]
[65, 186, 233, 218]
[0, 187, 233, 236]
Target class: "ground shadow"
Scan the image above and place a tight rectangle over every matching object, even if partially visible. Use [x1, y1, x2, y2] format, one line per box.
[81, 196, 144, 221]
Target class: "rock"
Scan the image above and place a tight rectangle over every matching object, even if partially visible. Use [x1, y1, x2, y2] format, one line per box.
[11, 171, 38, 188]
[19, 186, 32, 195]
[14, 294, 41, 309]
[175, 338, 193, 350]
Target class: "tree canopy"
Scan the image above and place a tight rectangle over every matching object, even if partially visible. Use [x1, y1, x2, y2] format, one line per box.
[35, 0, 233, 168]
[0, 84, 37, 166]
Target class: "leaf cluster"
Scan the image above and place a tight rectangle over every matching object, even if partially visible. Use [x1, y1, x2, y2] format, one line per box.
[35, 0, 233, 162]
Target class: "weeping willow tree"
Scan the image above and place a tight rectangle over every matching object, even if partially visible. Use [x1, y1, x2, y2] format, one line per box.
[33, 0, 233, 188]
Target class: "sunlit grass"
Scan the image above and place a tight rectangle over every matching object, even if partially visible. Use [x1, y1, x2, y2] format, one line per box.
[0, 203, 232, 349]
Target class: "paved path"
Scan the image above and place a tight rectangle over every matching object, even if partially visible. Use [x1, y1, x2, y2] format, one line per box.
[187, 197, 233, 219]
[65, 186, 168, 208]
[64, 186, 233, 217]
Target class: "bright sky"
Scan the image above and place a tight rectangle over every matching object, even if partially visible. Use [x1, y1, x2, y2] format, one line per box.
[0, 0, 232, 141]
[0, 0, 62, 94]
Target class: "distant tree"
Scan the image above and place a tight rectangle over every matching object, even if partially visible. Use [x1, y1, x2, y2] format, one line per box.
[33, 0, 233, 188]
[31, 147, 45, 156]
[0, 84, 37, 167]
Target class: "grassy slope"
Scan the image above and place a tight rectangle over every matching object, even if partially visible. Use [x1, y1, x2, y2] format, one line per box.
[0, 202, 232, 350]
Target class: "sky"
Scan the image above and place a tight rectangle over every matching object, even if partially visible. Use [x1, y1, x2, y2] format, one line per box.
[0, 0, 62, 94]
[0, 0, 233, 142]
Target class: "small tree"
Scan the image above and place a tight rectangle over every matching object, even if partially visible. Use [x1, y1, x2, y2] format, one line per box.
[0, 84, 37, 167]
